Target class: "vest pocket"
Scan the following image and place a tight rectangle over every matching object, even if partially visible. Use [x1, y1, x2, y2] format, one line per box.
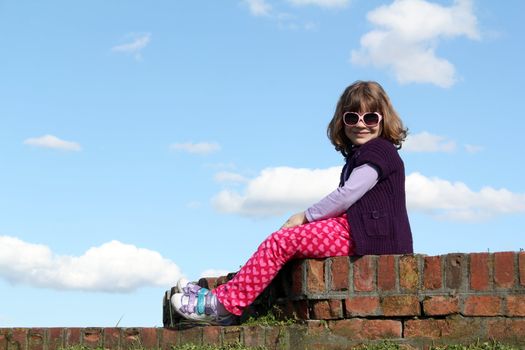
[362, 210, 391, 237]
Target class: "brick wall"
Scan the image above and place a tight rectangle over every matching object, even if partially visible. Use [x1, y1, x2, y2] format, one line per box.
[2, 252, 524, 350]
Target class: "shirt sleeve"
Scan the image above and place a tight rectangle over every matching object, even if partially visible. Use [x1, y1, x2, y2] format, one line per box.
[305, 163, 379, 222]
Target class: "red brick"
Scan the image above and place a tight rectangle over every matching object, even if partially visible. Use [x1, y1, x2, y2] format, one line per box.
[202, 326, 221, 346]
[306, 320, 329, 336]
[10, 329, 27, 350]
[463, 295, 502, 316]
[423, 256, 442, 290]
[487, 319, 525, 342]
[48, 328, 65, 350]
[290, 260, 304, 295]
[445, 254, 465, 290]
[519, 251, 525, 286]
[28, 329, 45, 350]
[159, 328, 178, 350]
[377, 255, 396, 291]
[222, 326, 241, 346]
[283, 300, 308, 320]
[65, 328, 81, 347]
[469, 252, 491, 291]
[103, 328, 121, 350]
[405, 318, 483, 340]
[0, 332, 6, 350]
[122, 328, 142, 349]
[242, 326, 265, 348]
[139, 328, 158, 349]
[381, 295, 420, 316]
[345, 296, 380, 316]
[353, 256, 376, 292]
[329, 319, 401, 340]
[399, 255, 418, 291]
[310, 299, 342, 320]
[506, 295, 525, 316]
[494, 252, 515, 288]
[83, 328, 102, 348]
[422, 296, 459, 316]
[306, 259, 325, 293]
[178, 327, 202, 346]
[330, 256, 349, 291]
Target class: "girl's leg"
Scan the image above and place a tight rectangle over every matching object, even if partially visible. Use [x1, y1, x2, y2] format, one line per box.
[213, 214, 354, 316]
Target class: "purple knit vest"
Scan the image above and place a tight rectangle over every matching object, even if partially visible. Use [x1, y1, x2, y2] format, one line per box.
[342, 137, 413, 256]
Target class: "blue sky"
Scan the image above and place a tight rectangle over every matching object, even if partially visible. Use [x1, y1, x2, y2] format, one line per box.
[1, 0, 524, 327]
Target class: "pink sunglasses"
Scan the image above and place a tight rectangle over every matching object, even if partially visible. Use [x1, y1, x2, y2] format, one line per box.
[343, 112, 383, 127]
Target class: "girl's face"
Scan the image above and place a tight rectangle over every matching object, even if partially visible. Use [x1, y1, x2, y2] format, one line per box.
[344, 111, 382, 146]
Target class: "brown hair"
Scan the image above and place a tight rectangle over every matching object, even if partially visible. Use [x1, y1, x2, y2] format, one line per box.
[327, 81, 408, 157]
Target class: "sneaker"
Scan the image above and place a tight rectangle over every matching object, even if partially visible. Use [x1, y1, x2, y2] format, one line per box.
[171, 284, 236, 325]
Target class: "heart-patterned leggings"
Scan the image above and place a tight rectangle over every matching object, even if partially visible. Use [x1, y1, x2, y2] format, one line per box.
[213, 214, 354, 316]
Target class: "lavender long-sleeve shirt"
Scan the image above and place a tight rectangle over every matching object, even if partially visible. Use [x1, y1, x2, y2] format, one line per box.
[305, 163, 379, 222]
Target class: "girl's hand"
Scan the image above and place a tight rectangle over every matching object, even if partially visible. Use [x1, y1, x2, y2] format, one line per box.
[281, 211, 308, 229]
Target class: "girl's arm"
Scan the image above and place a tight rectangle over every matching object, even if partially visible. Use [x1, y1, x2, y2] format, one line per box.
[305, 163, 379, 222]
[281, 163, 379, 228]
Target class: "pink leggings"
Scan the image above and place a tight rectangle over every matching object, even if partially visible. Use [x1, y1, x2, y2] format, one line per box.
[213, 214, 354, 316]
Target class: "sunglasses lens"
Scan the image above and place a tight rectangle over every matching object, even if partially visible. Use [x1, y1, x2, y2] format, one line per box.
[363, 113, 380, 126]
[344, 112, 359, 125]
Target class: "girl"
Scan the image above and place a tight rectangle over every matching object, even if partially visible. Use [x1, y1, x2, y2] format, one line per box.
[171, 80, 413, 325]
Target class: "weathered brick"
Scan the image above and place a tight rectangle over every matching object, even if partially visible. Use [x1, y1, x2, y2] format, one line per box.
[399, 255, 418, 291]
[242, 326, 265, 348]
[139, 328, 158, 349]
[0, 331, 7, 350]
[28, 329, 45, 350]
[445, 254, 465, 290]
[469, 252, 491, 291]
[222, 326, 241, 346]
[103, 328, 121, 350]
[83, 328, 102, 348]
[405, 318, 483, 340]
[422, 296, 459, 316]
[423, 256, 442, 290]
[64, 328, 81, 347]
[9, 329, 27, 350]
[353, 256, 376, 292]
[202, 326, 221, 346]
[487, 319, 525, 343]
[310, 300, 342, 320]
[159, 328, 178, 350]
[306, 259, 325, 293]
[330, 256, 349, 291]
[122, 328, 142, 350]
[290, 260, 304, 296]
[381, 295, 420, 316]
[518, 252, 525, 287]
[494, 252, 515, 288]
[265, 327, 282, 350]
[306, 320, 329, 336]
[282, 300, 309, 320]
[345, 296, 380, 316]
[329, 319, 401, 340]
[178, 327, 202, 346]
[48, 328, 65, 350]
[377, 255, 396, 291]
[463, 295, 502, 316]
[506, 295, 525, 316]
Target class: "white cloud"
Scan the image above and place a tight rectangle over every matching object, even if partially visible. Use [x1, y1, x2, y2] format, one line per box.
[0, 237, 182, 293]
[170, 142, 221, 155]
[287, 0, 349, 8]
[464, 144, 484, 153]
[214, 171, 248, 183]
[199, 269, 231, 278]
[403, 131, 456, 152]
[351, 0, 480, 87]
[212, 166, 525, 222]
[24, 134, 82, 151]
[212, 166, 341, 217]
[243, 0, 273, 16]
[112, 33, 151, 60]
[406, 172, 525, 221]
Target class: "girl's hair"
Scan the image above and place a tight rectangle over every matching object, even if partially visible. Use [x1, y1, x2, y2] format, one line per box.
[327, 81, 408, 156]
